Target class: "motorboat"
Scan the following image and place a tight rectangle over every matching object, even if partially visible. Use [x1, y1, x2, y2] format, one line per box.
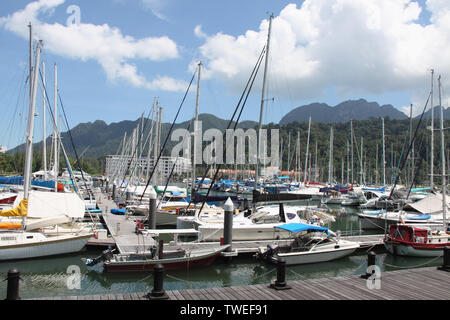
[84, 242, 230, 272]
[256, 222, 360, 265]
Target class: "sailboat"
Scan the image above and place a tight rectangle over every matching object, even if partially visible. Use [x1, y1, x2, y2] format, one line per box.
[0, 36, 92, 261]
[383, 75, 450, 257]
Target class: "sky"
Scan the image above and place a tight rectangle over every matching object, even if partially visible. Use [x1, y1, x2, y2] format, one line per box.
[0, 0, 449, 150]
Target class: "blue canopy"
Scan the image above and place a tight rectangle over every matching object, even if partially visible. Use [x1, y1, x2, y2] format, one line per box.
[275, 223, 329, 235]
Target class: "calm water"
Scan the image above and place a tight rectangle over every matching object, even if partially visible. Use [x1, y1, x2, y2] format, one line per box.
[0, 200, 443, 299]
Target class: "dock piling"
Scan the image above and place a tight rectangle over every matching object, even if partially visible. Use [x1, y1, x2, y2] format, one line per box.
[223, 198, 234, 254]
[148, 188, 157, 229]
[5, 269, 21, 300]
[361, 251, 376, 279]
[269, 258, 291, 290]
[147, 264, 169, 300]
[438, 246, 450, 272]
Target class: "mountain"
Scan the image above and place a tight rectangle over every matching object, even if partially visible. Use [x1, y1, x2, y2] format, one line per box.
[416, 105, 450, 120]
[8, 113, 258, 159]
[279, 99, 408, 125]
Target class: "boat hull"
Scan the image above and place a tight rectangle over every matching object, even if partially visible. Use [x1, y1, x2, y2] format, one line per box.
[272, 241, 359, 265]
[104, 246, 229, 272]
[384, 241, 448, 257]
[0, 233, 92, 261]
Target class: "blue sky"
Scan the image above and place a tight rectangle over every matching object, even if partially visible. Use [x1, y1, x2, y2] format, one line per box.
[0, 0, 447, 150]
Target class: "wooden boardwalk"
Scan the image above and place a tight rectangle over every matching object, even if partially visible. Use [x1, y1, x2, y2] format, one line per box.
[29, 266, 450, 300]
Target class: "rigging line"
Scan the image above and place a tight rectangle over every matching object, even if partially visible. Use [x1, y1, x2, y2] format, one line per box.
[139, 70, 198, 203]
[182, 46, 267, 212]
[406, 119, 429, 198]
[116, 107, 154, 195]
[38, 69, 81, 193]
[57, 92, 91, 193]
[4, 71, 28, 150]
[197, 46, 266, 216]
[389, 90, 432, 199]
[155, 120, 193, 210]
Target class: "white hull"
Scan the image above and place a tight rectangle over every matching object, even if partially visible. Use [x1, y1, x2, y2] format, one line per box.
[0, 232, 92, 260]
[273, 241, 359, 265]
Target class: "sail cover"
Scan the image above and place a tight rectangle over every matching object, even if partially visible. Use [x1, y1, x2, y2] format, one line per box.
[403, 193, 450, 214]
[0, 198, 28, 217]
[12, 191, 85, 218]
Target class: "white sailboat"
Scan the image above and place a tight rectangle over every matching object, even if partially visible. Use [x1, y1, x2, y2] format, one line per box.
[0, 36, 92, 261]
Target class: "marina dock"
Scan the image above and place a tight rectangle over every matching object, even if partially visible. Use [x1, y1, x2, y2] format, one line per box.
[28, 266, 450, 300]
[91, 190, 385, 255]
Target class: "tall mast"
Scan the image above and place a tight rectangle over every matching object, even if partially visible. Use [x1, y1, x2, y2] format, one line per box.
[346, 140, 350, 184]
[430, 69, 434, 188]
[29, 23, 33, 104]
[191, 62, 201, 194]
[303, 116, 311, 184]
[287, 132, 291, 172]
[315, 141, 318, 182]
[153, 103, 160, 185]
[328, 127, 333, 184]
[42, 61, 47, 180]
[382, 117, 386, 186]
[350, 120, 354, 184]
[24, 40, 42, 199]
[256, 13, 273, 190]
[360, 137, 364, 185]
[53, 63, 58, 191]
[438, 75, 447, 232]
[375, 143, 378, 185]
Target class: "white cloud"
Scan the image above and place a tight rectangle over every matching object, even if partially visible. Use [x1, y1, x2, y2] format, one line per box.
[196, 0, 450, 116]
[0, 0, 187, 92]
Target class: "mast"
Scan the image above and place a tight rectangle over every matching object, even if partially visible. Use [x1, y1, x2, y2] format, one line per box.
[430, 69, 434, 188]
[382, 117, 386, 186]
[438, 75, 447, 232]
[346, 140, 350, 184]
[315, 141, 318, 182]
[328, 127, 333, 184]
[152, 103, 160, 185]
[350, 120, 354, 184]
[53, 63, 58, 191]
[256, 13, 273, 190]
[287, 132, 291, 172]
[191, 62, 201, 194]
[303, 116, 311, 184]
[375, 143, 378, 185]
[360, 137, 364, 185]
[42, 61, 47, 180]
[24, 40, 42, 199]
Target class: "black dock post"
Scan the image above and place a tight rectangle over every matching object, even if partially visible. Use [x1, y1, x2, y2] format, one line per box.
[269, 258, 291, 290]
[361, 251, 377, 279]
[223, 197, 234, 253]
[438, 246, 450, 272]
[147, 263, 169, 300]
[5, 269, 21, 300]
